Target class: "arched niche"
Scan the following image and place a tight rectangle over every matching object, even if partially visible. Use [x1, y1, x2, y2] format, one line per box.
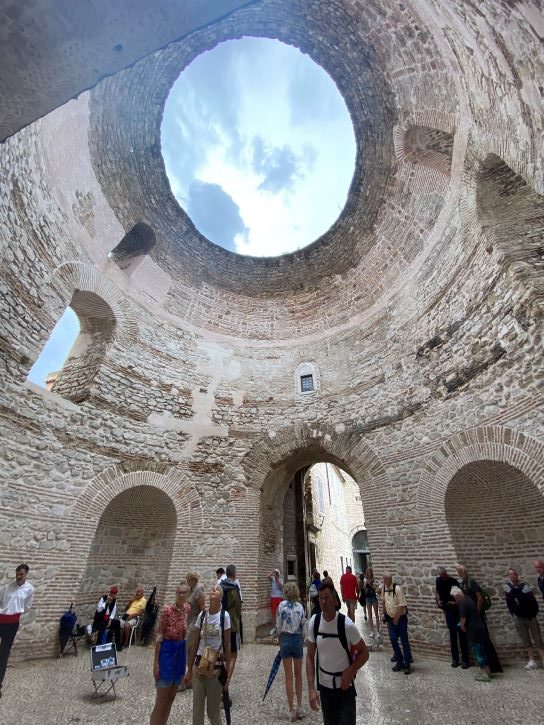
[49, 290, 115, 402]
[445, 460, 544, 653]
[78, 484, 177, 620]
[109, 221, 157, 276]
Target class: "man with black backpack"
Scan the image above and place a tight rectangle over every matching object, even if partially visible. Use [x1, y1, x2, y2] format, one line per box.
[306, 580, 369, 725]
[503, 567, 544, 670]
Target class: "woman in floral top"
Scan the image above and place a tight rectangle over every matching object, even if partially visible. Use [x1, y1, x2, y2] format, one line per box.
[276, 581, 306, 722]
[150, 583, 191, 725]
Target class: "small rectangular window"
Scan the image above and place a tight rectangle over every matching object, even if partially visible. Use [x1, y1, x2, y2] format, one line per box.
[300, 374, 314, 392]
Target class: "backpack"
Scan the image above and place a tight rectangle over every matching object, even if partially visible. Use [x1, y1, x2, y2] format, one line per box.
[480, 587, 492, 612]
[221, 582, 242, 632]
[505, 583, 539, 619]
[312, 612, 355, 690]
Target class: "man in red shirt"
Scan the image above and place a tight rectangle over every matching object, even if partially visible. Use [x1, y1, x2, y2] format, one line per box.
[340, 566, 359, 622]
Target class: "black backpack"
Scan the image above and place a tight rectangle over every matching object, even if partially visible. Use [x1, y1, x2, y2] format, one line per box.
[312, 612, 353, 690]
[505, 583, 539, 619]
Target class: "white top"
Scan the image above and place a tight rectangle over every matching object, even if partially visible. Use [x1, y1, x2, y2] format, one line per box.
[307, 613, 361, 689]
[276, 600, 305, 635]
[96, 596, 117, 620]
[195, 609, 231, 656]
[269, 575, 284, 599]
[0, 581, 35, 616]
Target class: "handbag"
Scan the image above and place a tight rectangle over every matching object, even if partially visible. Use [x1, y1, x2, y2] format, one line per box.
[196, 613, 222, 677]
[197, 645, 219, 676]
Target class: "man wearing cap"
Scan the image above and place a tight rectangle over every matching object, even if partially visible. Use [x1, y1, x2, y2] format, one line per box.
[0, 564, 35, 698]
[93, 586, 118, 645]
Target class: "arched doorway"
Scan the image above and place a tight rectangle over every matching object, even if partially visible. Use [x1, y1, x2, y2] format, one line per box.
[445, 460, 544, 652]
[78, 485, 177, 620]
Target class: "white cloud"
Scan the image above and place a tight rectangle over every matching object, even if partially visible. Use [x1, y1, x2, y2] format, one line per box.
[161, 37, 355, 257]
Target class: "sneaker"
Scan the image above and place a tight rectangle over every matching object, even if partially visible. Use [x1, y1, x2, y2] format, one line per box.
[296, 705, 305, 719]
[475, 673, 491, 682]
[404, 666, 411, 675]
[270, 628, 276, 636]
[391, 655, 398, 662]
[289, 709, 298, 722]
[392, 663, 405, 672]
[461, 662, 469, 669]
[451, 661, 460, 668]
[524, 660, 539, 670]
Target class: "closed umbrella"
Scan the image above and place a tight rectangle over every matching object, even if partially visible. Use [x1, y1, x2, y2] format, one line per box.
[262, 650, 282, 701]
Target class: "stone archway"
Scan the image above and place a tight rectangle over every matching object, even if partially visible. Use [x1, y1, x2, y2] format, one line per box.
[242, 424, 390, 636]
[71, 466, 203, 617]
[445, 459, 544, 655]
[78, 484, 177, 621]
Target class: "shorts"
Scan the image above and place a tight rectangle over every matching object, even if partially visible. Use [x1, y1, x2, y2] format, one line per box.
[271, 597, 283, 617]
[513, 615, 543, 649]
[280, 632, 303, 659]
[365, 595, 378, 606]
[231, 630, 239, 653]
[345, 599, 357, 609]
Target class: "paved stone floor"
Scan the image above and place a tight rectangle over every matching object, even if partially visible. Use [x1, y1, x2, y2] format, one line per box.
[2, 616, 543, 725]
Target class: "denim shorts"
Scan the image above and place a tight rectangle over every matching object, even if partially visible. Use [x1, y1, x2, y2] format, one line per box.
[280, 632, 303, 660]
[156, 677, 182, 688]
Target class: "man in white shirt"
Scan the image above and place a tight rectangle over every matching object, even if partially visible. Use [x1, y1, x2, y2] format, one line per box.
[0, 563, 34, 697]
[306, 581, 369, 725]
[380, 572, 412, 675]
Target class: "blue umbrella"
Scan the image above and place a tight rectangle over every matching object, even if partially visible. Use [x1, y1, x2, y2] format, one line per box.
[262, 650, 282, 701]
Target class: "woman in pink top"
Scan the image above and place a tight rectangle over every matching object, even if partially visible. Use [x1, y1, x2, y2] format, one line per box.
[150, 583, 191, 725]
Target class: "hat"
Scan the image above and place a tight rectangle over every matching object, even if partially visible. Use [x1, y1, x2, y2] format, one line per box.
[110, 586, 119, 595]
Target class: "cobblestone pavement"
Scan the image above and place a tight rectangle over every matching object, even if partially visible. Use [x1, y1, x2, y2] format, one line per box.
[2, 617, 542, 725]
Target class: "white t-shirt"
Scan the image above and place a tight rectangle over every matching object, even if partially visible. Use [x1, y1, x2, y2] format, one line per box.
[195, 609, 231, 657]
[0, 581, 34, 616]
[269, 576, 284, 599]
[306, 613, 361, 689]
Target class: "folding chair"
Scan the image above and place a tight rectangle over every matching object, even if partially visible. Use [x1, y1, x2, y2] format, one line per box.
[90, 642, 129, 700]
[127, 615, 140, 653]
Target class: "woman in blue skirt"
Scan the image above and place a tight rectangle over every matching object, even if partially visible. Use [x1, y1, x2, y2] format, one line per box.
[150, 583, 191, 724]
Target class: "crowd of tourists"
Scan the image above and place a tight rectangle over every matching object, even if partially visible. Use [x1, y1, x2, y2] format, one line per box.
[1, 558, 543, 724]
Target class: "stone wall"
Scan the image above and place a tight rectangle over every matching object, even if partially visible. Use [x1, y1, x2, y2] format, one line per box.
[0, 0, 543, 664]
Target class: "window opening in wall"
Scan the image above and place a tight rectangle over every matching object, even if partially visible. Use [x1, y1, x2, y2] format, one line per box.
[109, 221, 156, 275]
[286, 556, 297, 580]
[300, 374, 314, 392]
[27, 307, 80, 388]
[161, 37, 356, 256]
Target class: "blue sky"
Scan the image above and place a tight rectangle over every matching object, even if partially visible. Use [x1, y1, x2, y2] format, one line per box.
[27, 307, 79, 387]
[161, 37, 356, 256]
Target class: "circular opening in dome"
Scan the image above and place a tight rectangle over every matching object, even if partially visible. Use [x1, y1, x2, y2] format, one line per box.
[161, 37, 356, 257]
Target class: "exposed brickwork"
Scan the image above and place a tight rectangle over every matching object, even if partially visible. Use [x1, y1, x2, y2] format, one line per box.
[0, 1, 543, 666]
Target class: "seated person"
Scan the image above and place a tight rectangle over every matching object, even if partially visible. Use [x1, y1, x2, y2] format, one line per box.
[108, 585, 147, 651]
[93, 586, 118, 644]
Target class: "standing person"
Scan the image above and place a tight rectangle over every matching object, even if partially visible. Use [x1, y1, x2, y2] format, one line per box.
[93, 586, 118, 645]
[150, 582, 190, 725]
[184, 585, 232, 725]
[435, 567, 469, 668]
[455, 563, 502, 673]
[534, 560, 544, 600]
[0, 564, 34, 698]
[364, 568, 380, 639]
[322, 572, 341, 611]
[357, 573, 367, 621]
[451, 586, 491, 682]
[380, 572, 412, 675]
[182, 572, 205, 690]
[503, 567, 544, 670]
[340, 566, 359, 622]
[306, 581, 369, 725]
[220, 564, 242, 691]
[309, 571, 322, 616]
[269, 569, 284, 634]
[276, 582, 306, 722]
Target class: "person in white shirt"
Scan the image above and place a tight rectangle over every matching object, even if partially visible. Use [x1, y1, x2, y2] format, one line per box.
[184, 584, 232, 725]
[276, 581, 306, 722]
[306, 581, 368, 725]
[0, 563, 34, 697]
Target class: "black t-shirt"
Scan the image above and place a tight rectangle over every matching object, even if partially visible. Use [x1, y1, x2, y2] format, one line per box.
[435, 576, 460, 606]
[460, 577, 481, 603]
[458, 594, 485, 640]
